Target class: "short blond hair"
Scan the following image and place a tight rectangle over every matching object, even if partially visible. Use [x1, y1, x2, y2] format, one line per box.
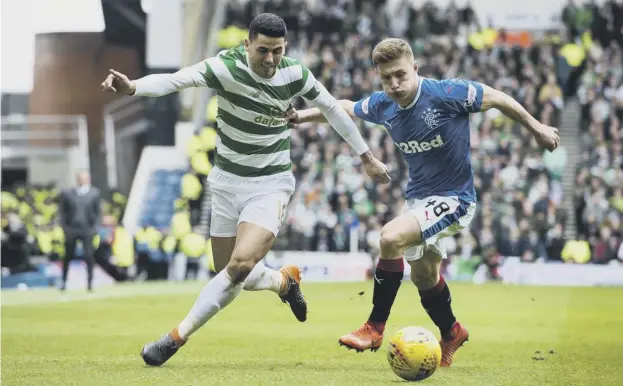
[372, 38, 413, 67]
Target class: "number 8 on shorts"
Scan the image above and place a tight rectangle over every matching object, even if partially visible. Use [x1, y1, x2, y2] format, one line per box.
[406, 195, 476, 248]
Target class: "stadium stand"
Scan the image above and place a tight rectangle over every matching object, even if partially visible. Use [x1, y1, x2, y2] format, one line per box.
[3, 0, 622, 289]
[201, 0, 623, 272]
[216, 0, 572, 267]
[139, 169, 186, 229]
[1, 183, 129, 280]
[573, 42, 623, 264]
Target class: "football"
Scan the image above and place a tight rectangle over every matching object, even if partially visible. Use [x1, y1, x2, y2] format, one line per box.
[387, 326, 442, 382]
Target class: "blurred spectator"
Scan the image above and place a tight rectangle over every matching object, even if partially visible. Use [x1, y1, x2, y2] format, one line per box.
[180, 171, 203, 226]
[1, 213, 34, 273]
[180, 229, 206, 280]
[94, 215, 133, 282]
[545, 223, 566, 261]
[561, 237, 592, 263]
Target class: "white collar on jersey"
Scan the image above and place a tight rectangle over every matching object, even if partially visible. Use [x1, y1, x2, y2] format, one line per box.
[398, 77, 424, 110]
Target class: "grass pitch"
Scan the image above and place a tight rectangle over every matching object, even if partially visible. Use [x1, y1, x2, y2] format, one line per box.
[2, 281, 622, 385]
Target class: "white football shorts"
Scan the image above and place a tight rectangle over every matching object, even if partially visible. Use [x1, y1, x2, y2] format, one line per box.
[208, 166, 295, 237]
[402, 195, 477, 261]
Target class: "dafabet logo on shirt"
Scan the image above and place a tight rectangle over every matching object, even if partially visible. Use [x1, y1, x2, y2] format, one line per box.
[254, 115, 287, 127]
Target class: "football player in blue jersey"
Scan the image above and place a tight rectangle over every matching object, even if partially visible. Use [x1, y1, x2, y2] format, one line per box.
[293, 38, 559, 366]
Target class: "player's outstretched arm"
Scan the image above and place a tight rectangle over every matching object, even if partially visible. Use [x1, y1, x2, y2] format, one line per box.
[480, 84, 560, 151]
[295, 100, 356, 123]
[101, 61, 216, 97]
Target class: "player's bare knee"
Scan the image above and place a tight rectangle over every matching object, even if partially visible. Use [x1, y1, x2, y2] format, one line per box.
[226, 257, 256, 284]
[380, 226, 407, 252]
[380, 215, 423, 259]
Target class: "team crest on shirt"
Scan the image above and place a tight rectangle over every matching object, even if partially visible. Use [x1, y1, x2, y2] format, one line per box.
[422, 107, 441, 129]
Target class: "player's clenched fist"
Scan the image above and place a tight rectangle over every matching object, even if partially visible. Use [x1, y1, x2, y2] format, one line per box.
[101, 69, 135, 95]
[534, 124, 560, 152]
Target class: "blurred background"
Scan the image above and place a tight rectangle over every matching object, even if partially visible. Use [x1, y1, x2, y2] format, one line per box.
[1, 0, 622, 290]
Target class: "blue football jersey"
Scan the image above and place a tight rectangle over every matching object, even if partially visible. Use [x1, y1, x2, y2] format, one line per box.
[354, 77, 483, 202]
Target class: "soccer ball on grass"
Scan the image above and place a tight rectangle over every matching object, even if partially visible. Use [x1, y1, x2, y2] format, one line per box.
[387, 326, 441, 382]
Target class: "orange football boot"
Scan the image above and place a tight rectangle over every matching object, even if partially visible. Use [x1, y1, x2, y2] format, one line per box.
[338, 323, 384, 352]
[278, 265, 308, 322]
[440, 321, 469, 367]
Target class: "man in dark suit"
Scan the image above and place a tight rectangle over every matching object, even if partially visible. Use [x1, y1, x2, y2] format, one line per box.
[58, 171, 101, 291]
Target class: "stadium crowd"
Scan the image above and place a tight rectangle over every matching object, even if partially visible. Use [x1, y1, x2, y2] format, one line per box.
[0, 178, 217, 281]
[574, 44, 623, 264]
[215, 0, 623, 267]
[566, 0, 623, 264]
[223, 0, 563, 261]
[3, 0, 623, 286]
[1, 185, 129, 275]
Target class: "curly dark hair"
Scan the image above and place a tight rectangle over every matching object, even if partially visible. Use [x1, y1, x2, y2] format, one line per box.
[249, 13, 287, 40]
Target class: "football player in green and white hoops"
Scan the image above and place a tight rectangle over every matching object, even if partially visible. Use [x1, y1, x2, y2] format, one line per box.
[101, 12, 390, 366]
